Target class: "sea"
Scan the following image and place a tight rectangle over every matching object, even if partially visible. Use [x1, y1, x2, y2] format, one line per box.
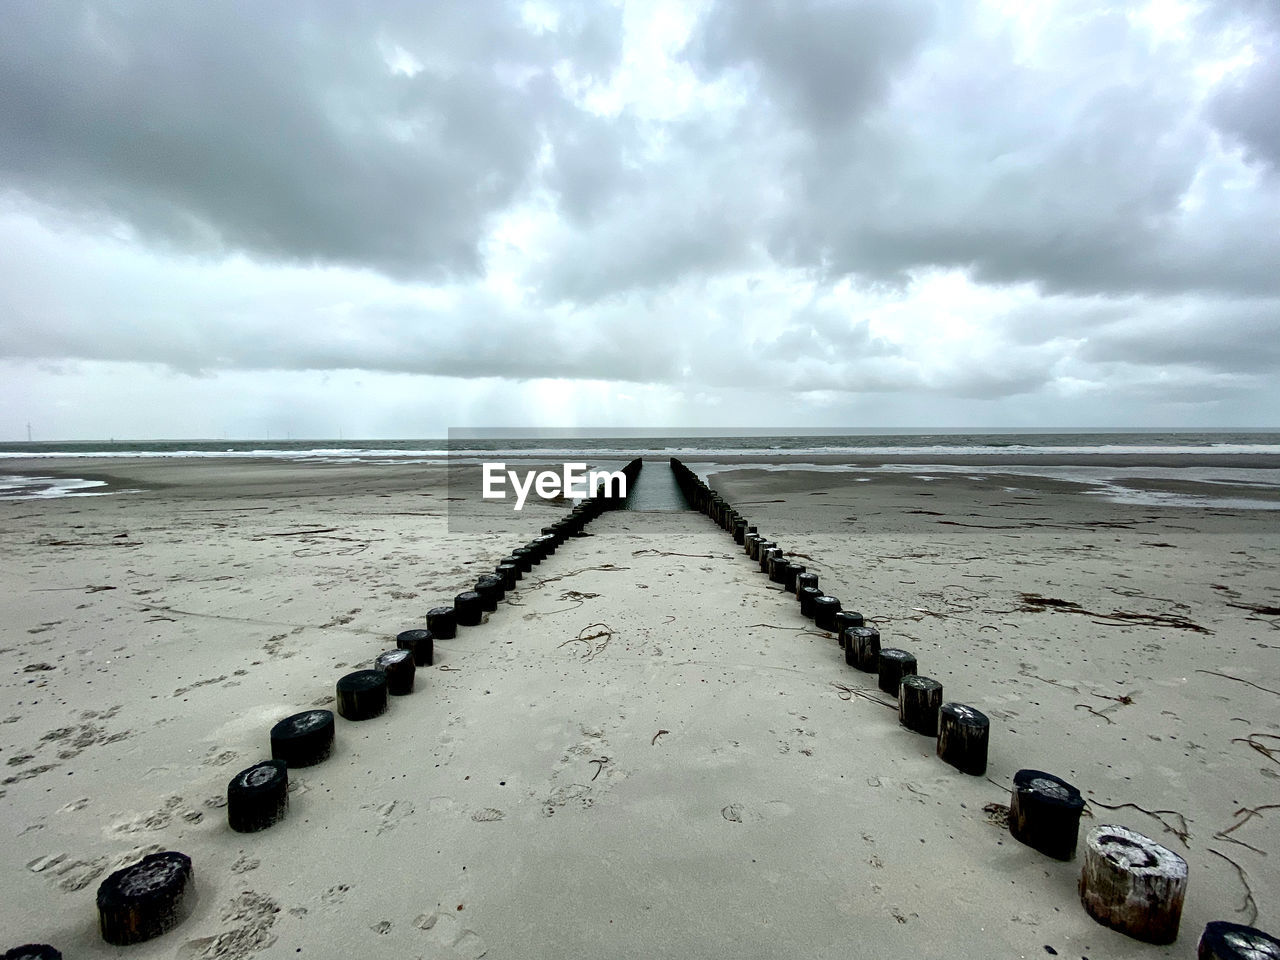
[3, 431, 1280, 507]
[2, 430, 1279, 461]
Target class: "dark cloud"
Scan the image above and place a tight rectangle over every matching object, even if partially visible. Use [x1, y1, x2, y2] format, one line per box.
[685, 1, 1280, 298]
[1077, 299, 1280, 374]
[0, 1, 621, 279]
[2, 0, 1280, 433]
[688, 0, 937, 130]
[1209, 3, 1280, 172]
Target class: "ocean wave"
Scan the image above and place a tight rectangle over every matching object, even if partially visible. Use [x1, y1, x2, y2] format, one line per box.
[6, 442, 1280, 460]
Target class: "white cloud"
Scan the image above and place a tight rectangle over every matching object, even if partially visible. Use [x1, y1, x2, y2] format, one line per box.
[1, 0, 1279, 436]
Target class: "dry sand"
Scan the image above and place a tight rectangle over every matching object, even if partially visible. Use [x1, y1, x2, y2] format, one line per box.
[1, 456, 1277, 958]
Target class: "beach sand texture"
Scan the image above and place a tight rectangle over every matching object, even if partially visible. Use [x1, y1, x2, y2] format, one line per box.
[1, 457, 1277, 958]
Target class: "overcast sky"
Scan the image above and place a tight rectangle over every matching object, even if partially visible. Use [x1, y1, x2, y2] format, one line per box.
[2, 0, 1278, 439]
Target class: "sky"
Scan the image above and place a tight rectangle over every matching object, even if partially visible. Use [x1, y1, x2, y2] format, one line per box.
[2, 0, 1278, 439]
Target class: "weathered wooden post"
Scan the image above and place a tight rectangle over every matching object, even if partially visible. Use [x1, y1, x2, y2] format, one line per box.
[813, 595, 842, 631]
[798, 586, 824, 618]
[336, 670, 388, 720]
[761, 546, 782, 574]
[427, 606, 457, 639]
[96, 852, 193, 945]
[474, 574, 503, 611]
[899, 675, 943, 735]
[1079, 824, 1187, 944]
[1197, 921, 1280, 959]
[495, 562, 519, 590]
[0, 945, 63, 959]
[1009, 769, 1085, 860]
[396, 628, 433, 666]
[832, 611, 864, 645]
[768, 555, 791, 584]
[269, 710, 335, 767]
[844, 626, 880, 670]
[782, 563, 805, 593]
[877, 648, 916, 695]
[453, 590, 483, 627]
[937, 702, 989, 775]
[375, 648, 415, 695]
[227, 760, 288, 833]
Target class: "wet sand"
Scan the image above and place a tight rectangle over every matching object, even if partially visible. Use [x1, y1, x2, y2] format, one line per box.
[0, 457, 1276, 957]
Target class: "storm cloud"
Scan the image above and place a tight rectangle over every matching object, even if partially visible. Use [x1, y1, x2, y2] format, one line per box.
[1, 0, 1278, 436]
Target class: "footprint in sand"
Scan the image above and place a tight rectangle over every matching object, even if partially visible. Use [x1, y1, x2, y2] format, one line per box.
[179, 889, 280, 960]
[414, 910, 488, 959]
[361, 799, 415, 834]
[29, 842, 164, 893]
[321, 883, 351, 905]
[112, 794, 203, 834]
[720, 800, 793, 824]
[542, 783, 593, 817]
[539, 724, 621, 817]
[202, 748, 241, 767]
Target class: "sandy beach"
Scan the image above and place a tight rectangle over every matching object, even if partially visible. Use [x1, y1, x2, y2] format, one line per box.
[1, 456, 1277, 958]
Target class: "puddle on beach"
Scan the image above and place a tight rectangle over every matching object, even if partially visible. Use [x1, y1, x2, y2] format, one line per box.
[0, 475, 116, 501]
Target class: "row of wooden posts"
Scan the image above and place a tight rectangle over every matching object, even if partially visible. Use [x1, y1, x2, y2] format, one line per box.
[19, 464, 644, 953]
[667, 456, 1274, 957]
[7, 455, 1272, 958]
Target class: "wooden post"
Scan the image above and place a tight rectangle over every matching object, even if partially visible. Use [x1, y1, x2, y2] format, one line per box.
[97, 852, 193, 945]
[454, 591, 483, 627]
[937, 702, 989, 775]
[1009, 769, 1085, 860]
[1197, 921, 1280, 959]
[768, 555, 791, 584]
[833, 611, 864, 645]
[1, 946, 62, 959]
[227, 760, 289, 833]
[336, 670, 388, 720]
[426, 606, 457, 639]
[396, 629, 434, 666]
[269, 710, 335, 767]
[877, 648, 917, 695]
[899, 675, 943, 735]
[375, 649, 415, 695]
[1079, 824, 1187, 945]
[495, 562, 519, 590]
[799, 586, 824, 618]
[783, 563, 805, 593]
[760, 546, 782, 574]
[474, 575, 503, 611]
[813, 596, 843, 631]
[845, 626, 880, 671]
